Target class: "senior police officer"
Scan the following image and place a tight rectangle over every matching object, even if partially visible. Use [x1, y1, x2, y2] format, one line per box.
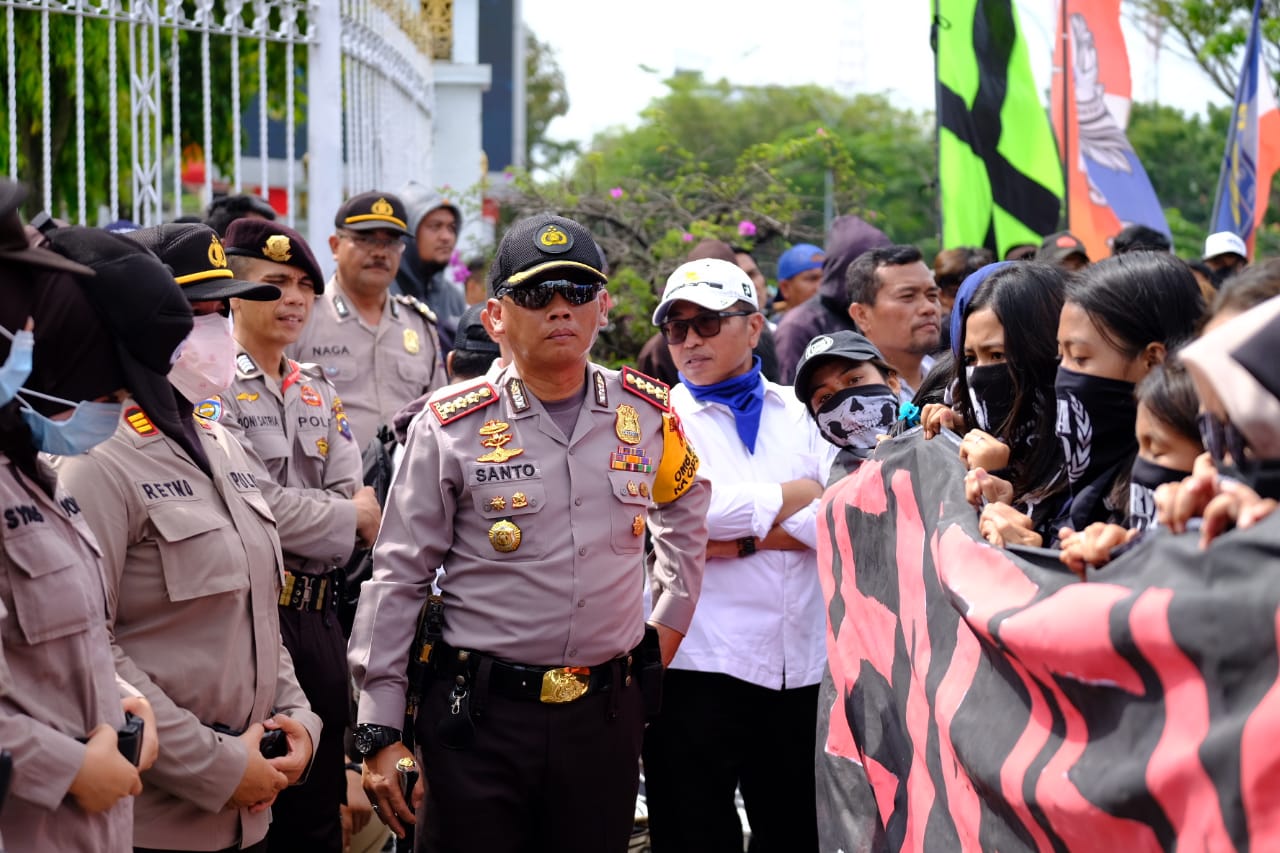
[288, 191, 448, 449]
[348, 213, 711, 853]
[217, 219, 381, 853]
[54, 222, 321, 853]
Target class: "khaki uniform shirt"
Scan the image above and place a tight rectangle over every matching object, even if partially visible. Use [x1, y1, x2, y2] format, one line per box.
[288, 279, 447, 449]
[213, 351, 363, 574]
[0, 459, 131, 851]
[52, 401, 322, 850]
[349, 363, 711, 729]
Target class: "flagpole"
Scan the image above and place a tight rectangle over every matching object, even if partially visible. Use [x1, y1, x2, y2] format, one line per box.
[1061, 0, 1071, 230]
[931, 0, 943, 249]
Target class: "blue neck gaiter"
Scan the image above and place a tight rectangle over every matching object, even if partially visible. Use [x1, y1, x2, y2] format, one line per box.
[680, 356, 766, 453]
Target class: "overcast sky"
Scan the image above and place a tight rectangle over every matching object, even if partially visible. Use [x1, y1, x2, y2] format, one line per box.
[522, 0, 1231, 148]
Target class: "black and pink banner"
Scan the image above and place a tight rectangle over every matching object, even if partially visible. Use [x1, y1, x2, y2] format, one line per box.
[816, 432, 1280, 851]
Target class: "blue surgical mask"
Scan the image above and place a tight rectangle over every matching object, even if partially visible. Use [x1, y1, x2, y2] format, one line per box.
[0, 326, 34, 407]
[17, 388, 121, 456]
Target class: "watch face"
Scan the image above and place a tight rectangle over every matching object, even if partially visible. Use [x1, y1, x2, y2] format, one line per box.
[355, 728, 377, 755]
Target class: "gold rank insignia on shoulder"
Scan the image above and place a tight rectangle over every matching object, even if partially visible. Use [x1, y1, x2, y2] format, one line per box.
[488, 519, 522, 553]
[476, 418, 525, 463]
[615, 404, 642, 445]
[621, 366, 670, 412]
[429, 382, 498, 424]
[125, 405, 158, 437]
[403, 328, 421, 354]
[263, 234, 292, 263]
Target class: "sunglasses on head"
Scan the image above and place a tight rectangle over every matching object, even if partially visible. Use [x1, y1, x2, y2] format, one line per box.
[659, 310, 755, 345]
[496, 280, 603, 310]
[1197, 411, 1248, 468]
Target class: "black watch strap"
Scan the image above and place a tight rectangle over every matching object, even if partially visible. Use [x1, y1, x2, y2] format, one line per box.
[354, 723, 401, 757]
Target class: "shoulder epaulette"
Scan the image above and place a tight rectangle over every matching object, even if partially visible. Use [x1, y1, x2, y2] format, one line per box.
[394, 293, 438, 325]
[429, 380, 498, 424]
[621, 366, 670, 412]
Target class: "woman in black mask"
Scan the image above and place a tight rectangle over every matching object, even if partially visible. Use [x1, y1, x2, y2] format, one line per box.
[978, 252, 1203, 547]
[942, 263, 1069, 537]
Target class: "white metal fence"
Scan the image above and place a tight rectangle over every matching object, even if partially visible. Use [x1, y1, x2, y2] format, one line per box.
[0, 0, 434, 252]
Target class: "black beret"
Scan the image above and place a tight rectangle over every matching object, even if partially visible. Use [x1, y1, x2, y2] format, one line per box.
[223, 218, 326, 294]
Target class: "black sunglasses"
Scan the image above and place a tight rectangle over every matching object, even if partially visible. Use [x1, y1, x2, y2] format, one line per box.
[496, 280, 602, 310]
[1197, 411, 1248, 468]
[659, 310, 755, 345]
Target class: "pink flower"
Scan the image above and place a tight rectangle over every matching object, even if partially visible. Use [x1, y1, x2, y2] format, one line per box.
[681, 232, 695, 242]
[503, 170, 514, 181]
[737, 220, 757, 237]
[453, 264, 470, 284]
[816, 127, 828, 137]
[609, 187, 624, 199]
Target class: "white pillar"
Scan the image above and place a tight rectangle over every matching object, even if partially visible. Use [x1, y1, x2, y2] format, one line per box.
[307, 0, 343, 277]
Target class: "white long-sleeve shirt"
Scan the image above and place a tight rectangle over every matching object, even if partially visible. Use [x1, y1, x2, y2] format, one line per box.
[661, 379, 838, 689]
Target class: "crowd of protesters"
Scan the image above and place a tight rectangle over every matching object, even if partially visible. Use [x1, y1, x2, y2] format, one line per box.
[2, 173, 1278, 853]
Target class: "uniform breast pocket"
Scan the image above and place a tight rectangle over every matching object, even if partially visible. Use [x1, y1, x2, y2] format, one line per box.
[396, 354, 431, 389]
[607, 471, 652, 555]
[470, 480, 548, 560]
[149, 504, 251, 602]
[243, 427, 290, 464]
[2, 529, 94, 645]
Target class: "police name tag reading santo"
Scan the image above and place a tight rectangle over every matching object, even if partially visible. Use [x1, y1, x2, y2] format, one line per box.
[467, 460, 542, 484]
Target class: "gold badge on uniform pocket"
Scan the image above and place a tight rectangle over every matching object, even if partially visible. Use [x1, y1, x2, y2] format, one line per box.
[632, 514, 645, 536]
[316, 438, 329, 458]
[403, 328, 421, 354]
[615, 404, 642, 445]
[488, 519, 522, 553]
[511, 492, 529, 508]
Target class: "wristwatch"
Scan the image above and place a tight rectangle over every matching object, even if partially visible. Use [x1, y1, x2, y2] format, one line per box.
[736, 536, 757, 558]
[353, 724, 402, 758]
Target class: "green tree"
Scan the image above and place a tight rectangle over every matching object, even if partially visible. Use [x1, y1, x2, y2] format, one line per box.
[1128, 0, 1279, 98]
[524, 30, 575, 171]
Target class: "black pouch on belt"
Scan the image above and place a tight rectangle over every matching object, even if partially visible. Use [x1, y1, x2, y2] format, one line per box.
[638, 624, 665, 720]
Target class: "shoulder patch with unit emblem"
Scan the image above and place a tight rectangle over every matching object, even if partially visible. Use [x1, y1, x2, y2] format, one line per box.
[620, 366, 670, 412]
[430, 381, 498, 425]
[194, 396, 223, 421]
[394, 293, 438, 325]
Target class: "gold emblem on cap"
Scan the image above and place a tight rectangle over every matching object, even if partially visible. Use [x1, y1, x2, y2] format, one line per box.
[371, 197, 394, 217]
[476, 418, 525, 464]
[486, 495, 506, 512]
[208, 235, 227, 268]
[511, 491, 528, 508]
[403, 328, 420, 354]
[615, 404, 642, 445]
[488, 519, 522, 553]
[263, 234, 292, 263]
[539, 225, 569, 247]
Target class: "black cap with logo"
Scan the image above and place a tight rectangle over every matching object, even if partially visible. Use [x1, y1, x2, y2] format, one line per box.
[223, 219, 326, 294]
[334, 191, 410, 235]
[793, 330, 895, 410]
[130, 222, 281, 302]
[488, 213, 607, 294]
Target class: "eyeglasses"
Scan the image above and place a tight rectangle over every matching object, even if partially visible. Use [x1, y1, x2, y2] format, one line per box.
[659, 310, 755, 345]
[339, 230, 406, 252]
[1197, 411, 1248, 467]
[496, 280, 603, 310]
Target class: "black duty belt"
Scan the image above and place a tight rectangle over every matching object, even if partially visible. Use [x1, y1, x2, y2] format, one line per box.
[433, 641, 637, 705]
[278, 569, 336, 612]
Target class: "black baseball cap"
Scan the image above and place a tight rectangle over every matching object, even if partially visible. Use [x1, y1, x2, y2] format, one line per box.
[223, 219, 326, 294]
[793, 331, 895, 409]
[488, 213, 607, 294]
[130, 223, 281, 302]
[334, 191, 410, 235]
[453, 303, 500, 357]
[1035, 231, 1089, 265]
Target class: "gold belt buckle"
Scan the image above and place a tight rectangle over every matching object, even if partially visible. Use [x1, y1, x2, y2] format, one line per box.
[539, 667, 590, 703]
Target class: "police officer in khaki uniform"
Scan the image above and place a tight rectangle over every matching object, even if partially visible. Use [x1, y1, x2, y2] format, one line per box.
[54, 223, 322, 853]
[348, 213, 711, 853]
[288, 191, 448, 449]
[0, 193, 180, 852]
[218, 219, 379, 853]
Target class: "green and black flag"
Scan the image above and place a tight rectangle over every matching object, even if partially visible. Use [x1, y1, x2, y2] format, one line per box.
[935, 0, 1063, 257]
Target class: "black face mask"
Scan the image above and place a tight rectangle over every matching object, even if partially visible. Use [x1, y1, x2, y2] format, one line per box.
[1054, 366, 1139, 489]
[814, 384, 898, 450]
[967, 364, 1016, 434]
[1128, 455, 1191, 529]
